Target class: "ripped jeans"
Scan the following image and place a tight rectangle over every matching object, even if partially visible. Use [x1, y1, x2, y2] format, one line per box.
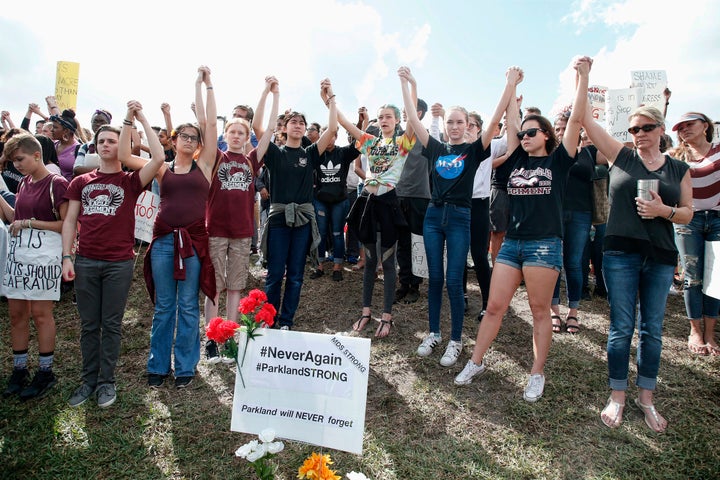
[674, 210, 720, 320]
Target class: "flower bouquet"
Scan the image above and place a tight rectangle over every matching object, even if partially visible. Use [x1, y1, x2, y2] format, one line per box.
[235, 429, 285, 480]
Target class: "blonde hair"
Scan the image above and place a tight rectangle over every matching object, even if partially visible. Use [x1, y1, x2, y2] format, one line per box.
[224, 118, 251, 136]
[629, 106, 665, 127]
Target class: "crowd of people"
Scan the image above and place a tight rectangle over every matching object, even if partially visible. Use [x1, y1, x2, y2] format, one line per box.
[1, 59, 718, 435]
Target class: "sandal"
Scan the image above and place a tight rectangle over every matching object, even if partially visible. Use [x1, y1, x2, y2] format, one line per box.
[707, 343, 720, 356]
[635, 398, 667, 433]
[688, 337, 709, 355]
[551, 315, 563, 334]
[600, 396, 625, 428]
[352, 315, 371, 333]
[375, 319, 393, 338]
[351, 260, 365, 271]
[565, 316, 581, 335]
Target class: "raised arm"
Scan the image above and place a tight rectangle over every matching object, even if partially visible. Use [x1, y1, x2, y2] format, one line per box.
[195, 66, 217, 174]
[316, 78, 338, 154]
[45, 96, 60, 116]
[562, 56, 592, 157]
[161, 103, 173, 135]
[483, 67, 522, 150]
[255, 76, 280, 162]
[118, 101, 152, 172]
[399, 67, 425, 146]
[134, 104, 166, 186]
[581, 65, 623, 164]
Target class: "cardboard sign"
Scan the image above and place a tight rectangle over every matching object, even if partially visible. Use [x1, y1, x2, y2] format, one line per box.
[605, 88, 643, 144]
[588, 85, 607, 123]
[55, 61, 80, 112]
[703, 241, 720, 300]
[231, 329, 371, 454]
[134, 190, 159, 243]
[2, 229, 62, 301]
[630, 70, 667, 112]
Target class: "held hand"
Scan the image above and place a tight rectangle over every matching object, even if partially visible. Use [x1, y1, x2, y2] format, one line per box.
[635, 190, 664, 219]
[62, 261, 75, 282]
[430, 103, 444, 118]
[1, 111, 9, 120]
[506, 66, 523, 85]
[260, 188, 269, 201]
[45, 96, 58, 108]
[573, 56, 592, 76]
[30, 103, 41, 114]
[198, 65, 212, 85]
[320, 78, 333, 100]
[9, 220, 24, 237]
[190, 102, 196, 115]
[358, 107, 368, 122]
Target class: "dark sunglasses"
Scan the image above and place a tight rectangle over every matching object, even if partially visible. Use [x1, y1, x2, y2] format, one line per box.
[516, 128, 545, 140]
[628, 124, 660, 135]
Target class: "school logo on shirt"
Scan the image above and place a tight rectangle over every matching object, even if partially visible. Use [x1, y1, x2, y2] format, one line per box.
[81, 184, 125, 216]
[507, 167, 552, 195]
[435, 154, 466, 180]
[218, 161, 252, 191]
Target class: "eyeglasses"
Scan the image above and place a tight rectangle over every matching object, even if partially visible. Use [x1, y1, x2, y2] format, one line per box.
[178, 132, 199, 143]
[516, 128, 545, 140]
[307, 128, 318, 133]
[628, 124, 660, 135]
[468, 123, 480, 129]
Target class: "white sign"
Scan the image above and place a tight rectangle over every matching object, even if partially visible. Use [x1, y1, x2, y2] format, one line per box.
[605, 87, 643, 144]
[588, 85, 607, 123]
[134, 190, 159, 243]
[703, 241, 720, 300]
[411, 233, 429, 278]
[231, 329, 371, 454]
[630, 70, 667, 112]
[2, 229, 62, 300]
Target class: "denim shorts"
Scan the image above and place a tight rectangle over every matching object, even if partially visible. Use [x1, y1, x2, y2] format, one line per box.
[496, 237, 563, 272]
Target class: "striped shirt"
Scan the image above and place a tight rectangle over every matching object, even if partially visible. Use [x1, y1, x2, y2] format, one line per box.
[688, 142, 720, 211]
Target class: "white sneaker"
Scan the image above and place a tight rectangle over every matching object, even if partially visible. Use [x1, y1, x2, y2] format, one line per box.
[454, 360, 486, 385]
[439, 340, 462, 367]
[417, 333, 441, 357]
[523, 373, 545, 402]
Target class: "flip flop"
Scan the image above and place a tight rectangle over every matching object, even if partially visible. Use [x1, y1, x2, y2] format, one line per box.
[565, 316, 581, 335]
[635, 398, 667, 433]
[375, 319, 393, 338]
[352, 315, 371, 333]
[600, 396, 625, 428]
[551, 315, 563, 334]
[688, 337, 709, 355]
[706, 343, 720, 356]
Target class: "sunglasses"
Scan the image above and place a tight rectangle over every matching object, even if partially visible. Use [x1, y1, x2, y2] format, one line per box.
[178, 132, 200, 143]
[516, 128, 546, 140]
[628, 124, 660, 135]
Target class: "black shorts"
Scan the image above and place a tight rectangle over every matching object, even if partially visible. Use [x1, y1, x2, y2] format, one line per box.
[489, 187, 509, 232]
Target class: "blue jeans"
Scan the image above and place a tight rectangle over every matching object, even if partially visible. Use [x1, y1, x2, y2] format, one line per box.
[603, 251, 674, 391]
[553, 210, 592, 308]
[314, 199, 348, 264]
[674, 210, 720, 319]
[147, 234, 201, 378]
[265, 224, 311, 328]
[424, 203, 470, 341]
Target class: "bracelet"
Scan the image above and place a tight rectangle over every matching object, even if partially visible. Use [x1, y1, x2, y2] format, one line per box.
[123, 119, 133, 126]
[62, 255, 73, 261]
[206, 86, 213, 90]
[325, 94, 336, 106]
[667, 206, 676, 220]
[28, 218, 35, 229]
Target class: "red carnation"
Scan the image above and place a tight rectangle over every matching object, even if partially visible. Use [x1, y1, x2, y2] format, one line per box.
[255, 303, 277, 327]
[206, 317, 240, 343]
[238, 296, 261, 315]
[248, 289, 267, 303]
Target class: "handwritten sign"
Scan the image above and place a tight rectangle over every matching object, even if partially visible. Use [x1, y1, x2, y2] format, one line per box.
[2, 229, 62, 301]
[630, 70, 667, 112]
[134, 190, 159, 243]
[605, 87, 643, 144]
[231, 329, 371, 454]
[55, 61, 80, 112]
[588, 85, 607, 123]
[411, 233, 429, 278]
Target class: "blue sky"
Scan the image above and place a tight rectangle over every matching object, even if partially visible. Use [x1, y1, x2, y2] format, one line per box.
[1, 0, 718, 144]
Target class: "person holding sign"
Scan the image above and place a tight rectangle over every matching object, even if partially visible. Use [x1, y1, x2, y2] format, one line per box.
[454, 57, 591, 404]
[62, 102, 165, 408]
[670, 112, 720, 356]
[400, 66, 517, 367]
[580, 95, 692, 432]
[0, 133, 68, 401]
[143, 66, 217, 389]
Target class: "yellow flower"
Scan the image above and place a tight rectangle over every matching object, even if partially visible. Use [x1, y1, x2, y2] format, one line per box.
[297, 452, 341, 480]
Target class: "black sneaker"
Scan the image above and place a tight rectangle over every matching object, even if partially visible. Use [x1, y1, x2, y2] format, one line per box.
[332, 270, 343, 282]
[394, 285, 409, 303]
[477, 309, 486, 323]
[19, 370, 57, 401]
[175, 376, 193, 389]
[205, 340, 221, 364]
[310, 268, 324, 279]
[3, 368, 30, 398]
[148, 373, 167, 388]
[403, 286, 420, 304]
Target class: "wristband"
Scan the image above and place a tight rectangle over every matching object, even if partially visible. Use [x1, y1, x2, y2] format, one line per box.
[62, 255, 73, 261]
[667, 206, 676, 220]
[206, 86, 214, 90]
[325, 94, 336, 106]
[123, 119, 133, 126]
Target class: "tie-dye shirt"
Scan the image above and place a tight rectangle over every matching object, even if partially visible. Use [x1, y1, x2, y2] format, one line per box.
[355, 132, 415, 189]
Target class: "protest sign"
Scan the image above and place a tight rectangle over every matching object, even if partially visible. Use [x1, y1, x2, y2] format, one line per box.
[134, 190, 159, 243]
[1, 229, 62, 301]
[605, 87, 643, 144]
[411, 233, 429, 278]
[55, 61, 80, 112]
[231, 329, 371, 454]
[703, 241, 720, 300]
[630, 70, 667, 112]
[588, 85, 607, 123]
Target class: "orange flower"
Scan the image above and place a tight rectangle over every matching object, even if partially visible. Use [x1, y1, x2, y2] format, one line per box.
[297, 452, 340, 480]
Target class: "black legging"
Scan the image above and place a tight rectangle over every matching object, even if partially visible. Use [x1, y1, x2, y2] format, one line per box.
[463, 197, 491, 310]
[362, 240, 397, 314]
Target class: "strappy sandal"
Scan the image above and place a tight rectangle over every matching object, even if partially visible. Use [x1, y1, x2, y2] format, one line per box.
[551, 315, 563, 334]
[565, 316, 581, 335]
[635, 398, 667, 433]
[375, 319, 393, 338]
[352, 315, 371, 333]
[600, 396, 625, 428]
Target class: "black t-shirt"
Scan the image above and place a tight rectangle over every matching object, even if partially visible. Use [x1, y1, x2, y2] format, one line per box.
[564, 145, 595, 212]
[314, 144, 360, 204]
[505, 143, 575, 239]
[422, 136, 490, 209]
[264, 142, 320, 226]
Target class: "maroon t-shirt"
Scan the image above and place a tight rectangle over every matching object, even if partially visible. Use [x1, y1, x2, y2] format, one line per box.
[157, 162, 210, 228]
[15, 174, 69, 221]
[207, 148, 261, 238]
[64, 170, 145, 261]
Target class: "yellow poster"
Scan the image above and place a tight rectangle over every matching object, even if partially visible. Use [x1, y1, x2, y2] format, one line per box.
[55, 61, 80, 111]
